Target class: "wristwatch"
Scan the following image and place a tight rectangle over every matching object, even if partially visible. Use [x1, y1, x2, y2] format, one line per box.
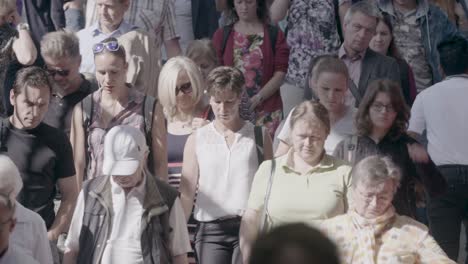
[16, 23, 30, 31]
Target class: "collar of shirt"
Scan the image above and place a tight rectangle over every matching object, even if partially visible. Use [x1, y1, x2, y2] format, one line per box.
[280, 149, 336, 175]
[110, 173, 146, 202]
[339, 45, 366, 62]
[90, 21, 138, 37]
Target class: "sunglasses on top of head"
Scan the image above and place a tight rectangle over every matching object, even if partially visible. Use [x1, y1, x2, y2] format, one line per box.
[92, 40, 120, 54]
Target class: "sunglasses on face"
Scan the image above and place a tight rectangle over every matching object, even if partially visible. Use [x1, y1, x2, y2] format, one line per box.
[45, 67, 70, 77]
[176, 82, 193, 95]
[92, 40, 120, 54]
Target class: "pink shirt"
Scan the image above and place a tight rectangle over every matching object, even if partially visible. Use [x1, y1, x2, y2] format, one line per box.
[339, 45, 366, 87]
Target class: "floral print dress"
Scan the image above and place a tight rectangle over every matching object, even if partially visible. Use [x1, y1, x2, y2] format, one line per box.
[233, 31, 282, 137]
[286, 0, 342, 88]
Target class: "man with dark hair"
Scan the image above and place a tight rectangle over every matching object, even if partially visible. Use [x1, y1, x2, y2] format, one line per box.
[0, 66, 77, 248]
[408, 36, 468, 263]
[41, 30, 96, 137]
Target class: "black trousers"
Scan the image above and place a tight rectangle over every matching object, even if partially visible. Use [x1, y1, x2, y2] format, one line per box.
[427, 165, 468, 263]
[195, 217, 242, 264]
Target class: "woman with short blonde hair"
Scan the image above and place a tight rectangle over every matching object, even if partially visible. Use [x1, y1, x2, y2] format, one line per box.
[240, 100, 352, 263]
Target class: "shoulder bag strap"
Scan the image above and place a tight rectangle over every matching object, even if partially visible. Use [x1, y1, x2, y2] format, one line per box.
[259, 159, 276, 233]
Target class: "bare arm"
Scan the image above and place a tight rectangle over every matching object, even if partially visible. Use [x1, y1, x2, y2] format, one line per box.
[70, 104, 86, 190]
[12, 12, 37, 65]
[152, 102, 168, 181]
[240, 209, 261, 264]
[274, 140, 290, 157]
[63, 0, 83, 10]
[164, 38, 182, 58]
[179, 134, 199, 221]
[270, 0, 290, 24]
[263, 131, 274, 161]
[48, 177, 78, 241]
[172, 255, 189, 264]
[63, 251, 78, 264]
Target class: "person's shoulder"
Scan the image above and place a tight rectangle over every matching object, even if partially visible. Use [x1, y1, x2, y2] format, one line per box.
[16, 203, 46, 228]
[393, 214, 430, 234]
[371, 49, 398, 65]
[37, 123, 68, 140]
[326, 153, 352, 169]
[76, 25, 96, 39]
[8, 244, 40, 264]
[321, 213, 352, 229]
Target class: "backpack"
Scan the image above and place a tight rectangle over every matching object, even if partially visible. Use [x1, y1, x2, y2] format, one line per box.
[81, 94, 157, 176]
[221, 24, 279, 56]
[0, 118, 9, 152]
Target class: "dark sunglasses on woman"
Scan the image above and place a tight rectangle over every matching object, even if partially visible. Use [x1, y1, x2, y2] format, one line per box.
[176, 82, 193, 95]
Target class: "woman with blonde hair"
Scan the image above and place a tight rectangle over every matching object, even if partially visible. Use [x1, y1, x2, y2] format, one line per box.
[158, 56, 211, 264]
[71, 37, 167, 187]
[240, 100, 352, 263]
[186, 39, 219, 82]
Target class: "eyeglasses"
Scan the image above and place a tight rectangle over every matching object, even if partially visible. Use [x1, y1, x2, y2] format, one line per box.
[371, 103, 395, 113]
[176, 82, 193, 95]
[92, 40, 120, 54]
[45, 67, 70, 77]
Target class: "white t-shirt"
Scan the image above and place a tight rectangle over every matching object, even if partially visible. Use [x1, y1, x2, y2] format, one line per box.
[277, 106, 356, 155]
[65, 178, 191, 264]
[10, 202, 53, 264]
[0, 244, 39, 264]
[408, 76, 468, 165]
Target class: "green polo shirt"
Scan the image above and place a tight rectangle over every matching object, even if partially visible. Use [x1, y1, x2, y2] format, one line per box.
[247, 151, 352, 229]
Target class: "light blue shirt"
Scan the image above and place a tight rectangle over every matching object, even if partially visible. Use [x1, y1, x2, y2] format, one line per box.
[77, 21, 138, 74]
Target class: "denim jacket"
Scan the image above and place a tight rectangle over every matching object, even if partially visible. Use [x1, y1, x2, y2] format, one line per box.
[377, 0, 461, 84]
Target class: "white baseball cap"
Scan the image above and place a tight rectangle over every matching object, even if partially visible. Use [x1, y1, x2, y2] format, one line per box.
[102, 125, 149, 176]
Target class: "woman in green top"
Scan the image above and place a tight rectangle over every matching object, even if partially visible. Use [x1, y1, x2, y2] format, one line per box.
[239, 100, 352, 263]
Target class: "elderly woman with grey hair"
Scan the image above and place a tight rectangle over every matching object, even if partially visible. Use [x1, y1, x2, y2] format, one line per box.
[0, 155, 53, 264]
[321, 155, 455, 264]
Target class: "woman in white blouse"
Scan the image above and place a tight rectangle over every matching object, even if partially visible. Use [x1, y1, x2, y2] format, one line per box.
[180, 66, 273, 264]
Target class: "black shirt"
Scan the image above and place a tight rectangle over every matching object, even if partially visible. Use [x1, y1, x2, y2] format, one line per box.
[44, 77, 94, 137]
[0, 120, 75, 228]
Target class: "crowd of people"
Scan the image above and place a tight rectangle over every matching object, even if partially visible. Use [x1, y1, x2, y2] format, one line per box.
[0, 0, 468, 264]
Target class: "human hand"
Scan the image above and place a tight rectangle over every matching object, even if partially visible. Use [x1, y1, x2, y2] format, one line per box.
[48, 230, 60, 242]
[407, 143, 429, 163]
[63, 0, 82, 11]
[249, 94, 263, 112]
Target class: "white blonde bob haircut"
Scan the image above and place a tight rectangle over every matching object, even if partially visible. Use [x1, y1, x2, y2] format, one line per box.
[157, 56, 204, 121]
